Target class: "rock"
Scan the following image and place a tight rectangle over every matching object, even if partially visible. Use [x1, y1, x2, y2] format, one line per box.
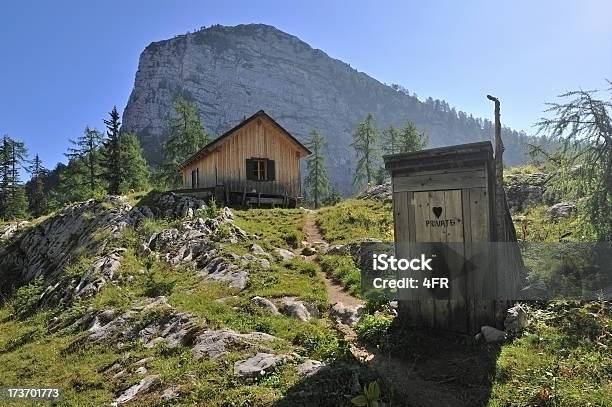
[359, 182, 392, 202]
[280, 297, 312, 321]
[274, 248, 295, 261]
[251, 296, 280, 315]
[481, 326, 506, 343]
[548, 202, 576, 219]
[250, 244, 267, 256]
[505, 172, 549, 213]
[234, 353, 285, 378]
[296, 359, 326, 377]
[135, 366, 147, 375]
[192, 329, 276, 360]
[504, 304, 529, 333]
[113, 375, 160, 405]
[301, 246, 317, 256]
[161, 386, 180, 400]
[330, 302, 364, 326]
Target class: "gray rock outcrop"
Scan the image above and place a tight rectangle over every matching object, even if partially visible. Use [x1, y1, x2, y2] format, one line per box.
[548, 202, 577, 219]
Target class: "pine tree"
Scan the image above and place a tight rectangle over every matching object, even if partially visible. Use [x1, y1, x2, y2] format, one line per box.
[0, 135, 29, 220]
[162, 95, 211, 187]
[351, 113, 379, 189]
[119, 132, 150, 193]
[101, 106, 122, 195]
[304, 130, 330, 208]
[26, 154, 48, 217]
[65, 126, 105, 196]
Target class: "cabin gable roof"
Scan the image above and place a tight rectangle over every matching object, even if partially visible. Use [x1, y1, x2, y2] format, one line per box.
[177, 110, 312, 170]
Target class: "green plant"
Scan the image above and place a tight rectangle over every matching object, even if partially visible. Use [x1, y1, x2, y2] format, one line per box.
[143, 260, 176, 297]
[351, 380, 387, 407]
[11, 277, 45, 319]
[355, 314, 392, 347]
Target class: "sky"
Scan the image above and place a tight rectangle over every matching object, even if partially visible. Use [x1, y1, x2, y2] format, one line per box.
[1, 0, 611, 172]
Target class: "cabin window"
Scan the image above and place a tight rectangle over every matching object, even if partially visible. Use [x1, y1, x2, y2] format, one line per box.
[246, 158, 275, 181]
[191, 168, 199, 188]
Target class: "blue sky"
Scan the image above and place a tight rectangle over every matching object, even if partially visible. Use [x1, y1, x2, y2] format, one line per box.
[1, 0, 610, 172]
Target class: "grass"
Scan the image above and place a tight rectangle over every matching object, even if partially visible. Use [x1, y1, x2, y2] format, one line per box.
[317, 199, 393, 244]
[319, 254, 362, 297]
[513, 205, 596, 243]
[489, 301, 612, 407]
[234, 207, 305, 249]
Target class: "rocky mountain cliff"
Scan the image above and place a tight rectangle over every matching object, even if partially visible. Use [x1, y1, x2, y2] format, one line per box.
[123, 24, 535, 194]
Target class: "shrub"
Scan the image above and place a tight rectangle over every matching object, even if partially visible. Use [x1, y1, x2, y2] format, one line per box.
[11, 277, 46, 319]
[355, 314, 392, 347]
[293, 329, 347, 361]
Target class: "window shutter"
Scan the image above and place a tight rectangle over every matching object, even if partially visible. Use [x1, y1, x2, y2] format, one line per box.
[246, 159, 256, 181]
[267, 159, 275, 181]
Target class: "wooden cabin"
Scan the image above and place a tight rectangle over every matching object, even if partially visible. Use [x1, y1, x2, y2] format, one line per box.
[176, 110, 311, 207]
[384, 141, 523, 335]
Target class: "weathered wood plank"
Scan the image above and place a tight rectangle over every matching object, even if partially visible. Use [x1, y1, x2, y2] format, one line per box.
[393, 169, 486, 193]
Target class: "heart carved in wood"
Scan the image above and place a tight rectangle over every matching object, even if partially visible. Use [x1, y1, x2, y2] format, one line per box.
[432, 206, 443, 218]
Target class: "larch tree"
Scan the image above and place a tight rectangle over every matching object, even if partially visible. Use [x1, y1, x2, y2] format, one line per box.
[101, 106, 122, 195]
[26, 154, 48, 217]
[381, 125, 401, 156]
[65, 126, 105, 196]
[534, 82, 612, 241]
[397, 121, 428, 153]
[351, 113, 380, 189]
[304, 130, 330, 208]
[162, 95, 211, 187]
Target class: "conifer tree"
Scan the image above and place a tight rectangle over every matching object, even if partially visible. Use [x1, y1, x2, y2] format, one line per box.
[0, 135, 29, 219]
[101, 106, 122, 195]
[162, 95, 211, 187]
[351, 113, 379, 188]
[381, 125, 401, 156]
[535, 83, 612, 241]
[304, 130, 330, 208]
[396, 121, 428, 153]
[119, 132, 150, 193]
[65, 126, 105, 196]
[26, 154, 47, 216]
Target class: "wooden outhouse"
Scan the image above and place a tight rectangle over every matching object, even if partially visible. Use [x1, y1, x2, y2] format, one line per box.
[384, 141, 522, 335]
[176, 110, 311, 207]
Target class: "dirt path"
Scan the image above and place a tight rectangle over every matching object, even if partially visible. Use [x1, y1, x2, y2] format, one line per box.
[301, 210, 363, 309]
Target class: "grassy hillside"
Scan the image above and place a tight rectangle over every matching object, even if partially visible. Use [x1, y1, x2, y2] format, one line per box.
[0, 202, 380, 406]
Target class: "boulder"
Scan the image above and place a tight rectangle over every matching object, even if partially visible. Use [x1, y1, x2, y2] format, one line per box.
[274, 248, 295, 261]
[113, 375, 160, 405]
[505, 172, 549, 213]
[280, 297, 312, 321]
[191, 329, 276, 360]
[234, 353, 285, 378]
[548, 202, 576, 219]
[504, 304, 529, 333]
[296, 359, 326, 377]
[250, 244, 268, 256]
[359, 182, 392, 202]
[330, 302, 364, 326]
[481, 326, 506, 343]
[251, 296, 280, 315]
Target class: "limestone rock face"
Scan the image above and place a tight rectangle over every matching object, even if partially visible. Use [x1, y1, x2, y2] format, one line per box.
[122, 24, 530, 195]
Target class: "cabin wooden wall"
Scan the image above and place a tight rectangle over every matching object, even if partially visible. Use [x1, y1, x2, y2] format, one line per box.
[181, 117, 303, 197]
